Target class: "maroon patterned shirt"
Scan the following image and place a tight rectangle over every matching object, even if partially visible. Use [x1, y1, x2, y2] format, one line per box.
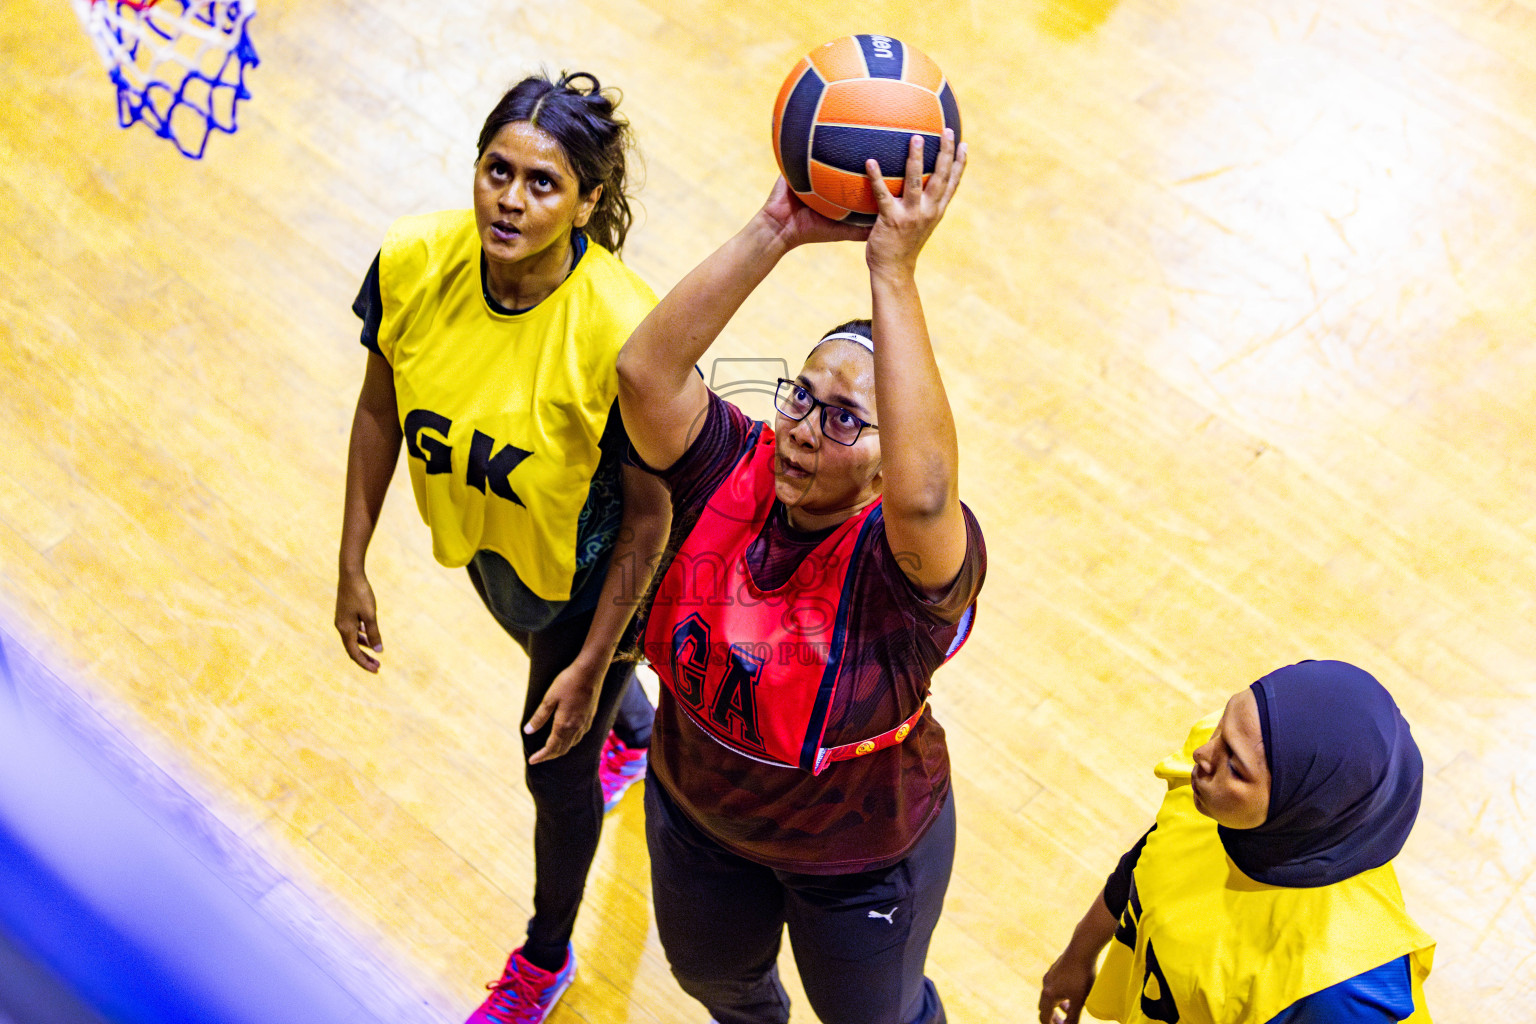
[642, 392, 986, 874]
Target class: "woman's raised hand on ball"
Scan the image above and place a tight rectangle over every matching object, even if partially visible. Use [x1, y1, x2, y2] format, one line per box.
[866, 128, 966, 276]
[756, 176, 873, 250]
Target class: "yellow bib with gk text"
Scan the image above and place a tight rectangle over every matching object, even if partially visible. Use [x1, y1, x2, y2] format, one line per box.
[1084, 715, 1435, 1024]
[376, 210, 656, 599]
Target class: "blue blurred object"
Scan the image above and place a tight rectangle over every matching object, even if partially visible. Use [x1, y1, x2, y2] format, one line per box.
[0, 820, 197, 1024]
[0, 629, 432, 1024]
[0, 921, 111, 1024]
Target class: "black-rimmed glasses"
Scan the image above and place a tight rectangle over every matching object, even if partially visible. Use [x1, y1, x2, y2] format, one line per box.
[773, 379, 878, 446]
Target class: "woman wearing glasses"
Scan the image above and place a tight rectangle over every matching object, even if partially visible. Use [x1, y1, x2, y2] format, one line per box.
[616, 129, 982, 1024]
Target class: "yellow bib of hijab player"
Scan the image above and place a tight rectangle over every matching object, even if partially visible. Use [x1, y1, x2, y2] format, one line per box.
[376, 209, 657, 600]
[1085, 715, 1435, 1024]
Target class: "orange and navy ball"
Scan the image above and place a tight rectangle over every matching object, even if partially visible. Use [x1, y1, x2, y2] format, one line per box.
[772, 34, 961, 225]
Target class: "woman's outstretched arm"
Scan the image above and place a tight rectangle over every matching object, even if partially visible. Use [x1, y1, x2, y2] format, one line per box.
[1038, 889, 1117, 1024]
[864, 129, 969, 593]
[617, 182, 867, 472]
[335, 351, 403, 671]
[523, 464, 671, 763]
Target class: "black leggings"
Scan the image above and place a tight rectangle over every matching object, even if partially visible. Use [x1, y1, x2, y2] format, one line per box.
[469, 572, 654, 969]
[647, 778, 954, 1024]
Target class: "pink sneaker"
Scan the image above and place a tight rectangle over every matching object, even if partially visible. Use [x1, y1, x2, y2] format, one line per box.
[465, 945, 575, 1024]
[598, 731, 647, 813]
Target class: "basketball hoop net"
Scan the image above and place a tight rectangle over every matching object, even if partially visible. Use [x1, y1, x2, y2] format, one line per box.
[70, 0, 260, 159]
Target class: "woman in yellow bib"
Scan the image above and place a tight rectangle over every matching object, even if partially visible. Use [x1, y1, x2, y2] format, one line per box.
[1039, 660, 1434, 1024]
[334, 73, 670, 1024]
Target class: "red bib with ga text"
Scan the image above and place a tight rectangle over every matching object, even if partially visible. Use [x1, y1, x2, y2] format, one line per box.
[643, 425, 928, 774]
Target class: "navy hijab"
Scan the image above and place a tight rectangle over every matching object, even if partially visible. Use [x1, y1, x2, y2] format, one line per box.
[1217, 660, 1423, 888]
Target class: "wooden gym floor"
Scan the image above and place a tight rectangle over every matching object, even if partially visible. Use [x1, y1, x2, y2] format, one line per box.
[2, 0, 1534, 1020]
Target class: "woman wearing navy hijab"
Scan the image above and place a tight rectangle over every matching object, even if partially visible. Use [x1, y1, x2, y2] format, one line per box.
[1039, 661, 1436, 1024]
